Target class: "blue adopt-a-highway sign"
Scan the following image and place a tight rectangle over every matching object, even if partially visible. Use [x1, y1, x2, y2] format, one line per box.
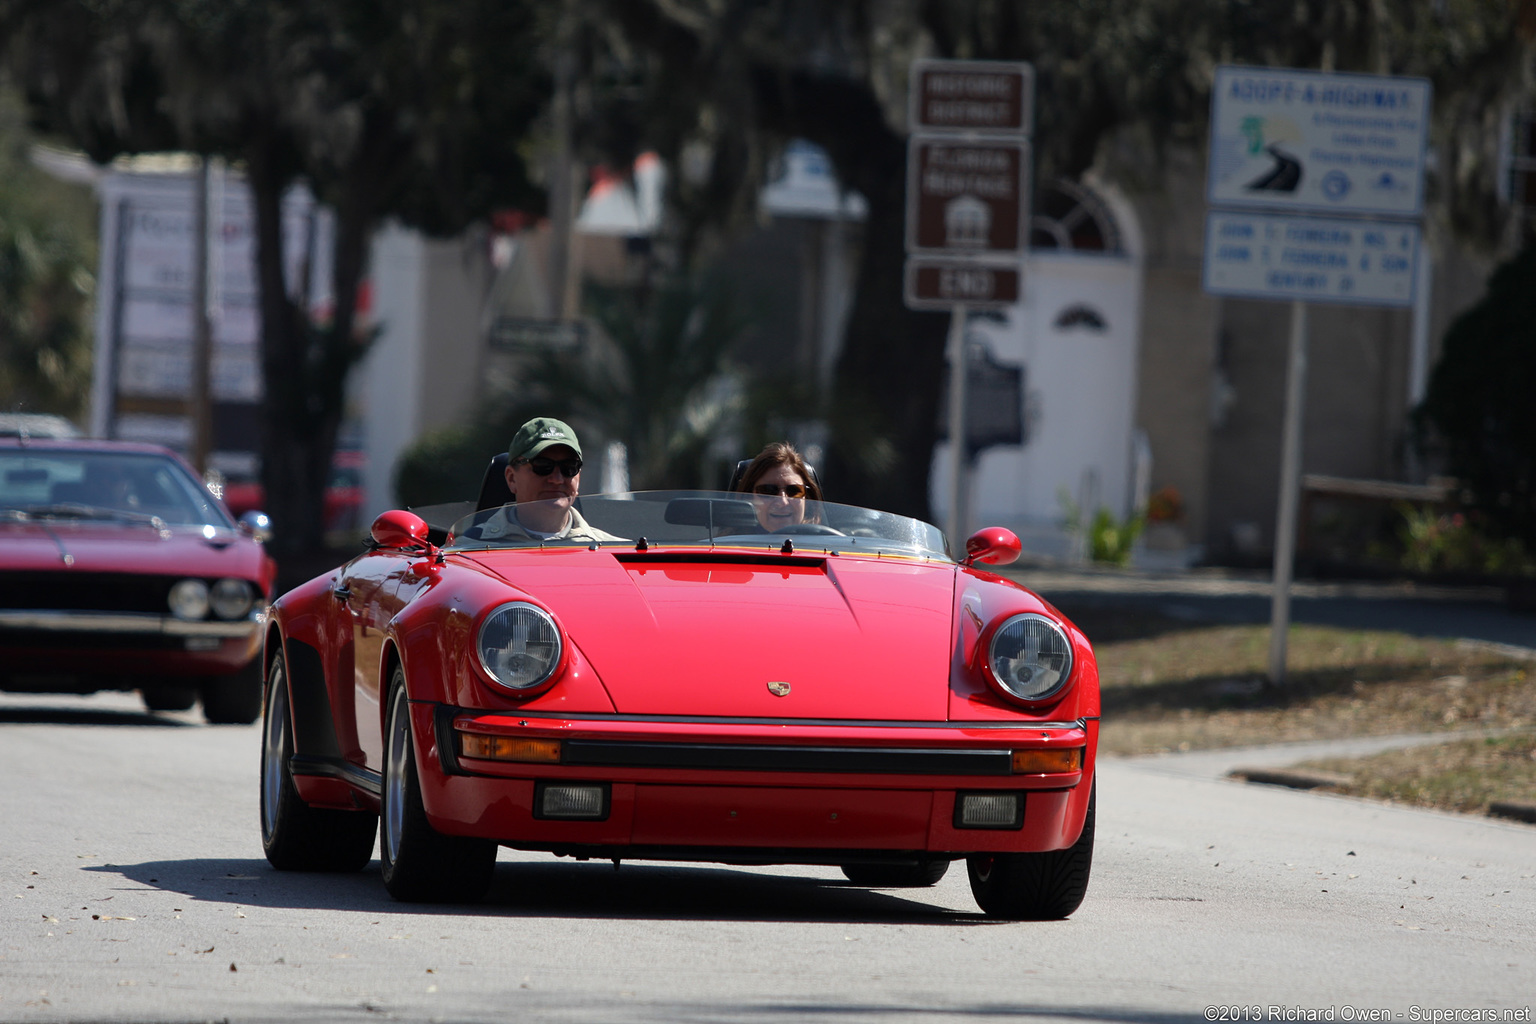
[1208, 66, 1431, 219]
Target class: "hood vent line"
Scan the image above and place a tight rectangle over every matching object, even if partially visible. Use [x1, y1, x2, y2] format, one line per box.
[613, 552, 827, 568]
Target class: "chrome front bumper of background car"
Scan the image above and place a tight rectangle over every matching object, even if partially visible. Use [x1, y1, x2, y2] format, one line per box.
[0, 609, 266, 637]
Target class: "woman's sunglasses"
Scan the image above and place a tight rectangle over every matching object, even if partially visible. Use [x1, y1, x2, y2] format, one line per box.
[516, 456, 583, 477]
[752, 483, 807, 498]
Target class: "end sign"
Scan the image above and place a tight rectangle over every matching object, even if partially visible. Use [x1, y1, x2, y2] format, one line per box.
[905, 259, 1022, 310]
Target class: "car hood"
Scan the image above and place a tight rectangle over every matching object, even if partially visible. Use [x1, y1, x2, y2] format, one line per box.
[0, 519, 267, 581]
[473, 550, 957, 720]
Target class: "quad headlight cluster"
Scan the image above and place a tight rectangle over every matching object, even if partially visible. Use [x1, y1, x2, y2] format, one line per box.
[987, 612, 1074, 702]
[168, 578, 256, 621]
[476, 601, 563, 691]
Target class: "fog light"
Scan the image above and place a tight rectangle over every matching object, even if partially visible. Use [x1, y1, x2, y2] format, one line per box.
[534, 782, 609, 820]
[955, 792, 1023, 829]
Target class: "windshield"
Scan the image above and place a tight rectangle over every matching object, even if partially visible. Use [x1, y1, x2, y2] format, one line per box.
[0, 450, 233, 528]
[443, 490, 951, 561]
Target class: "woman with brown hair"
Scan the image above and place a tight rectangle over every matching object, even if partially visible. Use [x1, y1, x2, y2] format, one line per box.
[735, 441, 824, 532]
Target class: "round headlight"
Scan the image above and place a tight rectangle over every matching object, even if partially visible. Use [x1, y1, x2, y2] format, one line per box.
[476, 602, 562, 691]
[210, 578, 254, 620]
[168, 579, 210, 621]
[987, 613, 1074, 702]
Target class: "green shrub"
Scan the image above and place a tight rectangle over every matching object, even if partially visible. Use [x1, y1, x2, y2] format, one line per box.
[1397, 505, 1533, 576]
[1059, 488, 1145, 566]
[1417, 243, 1536, 550]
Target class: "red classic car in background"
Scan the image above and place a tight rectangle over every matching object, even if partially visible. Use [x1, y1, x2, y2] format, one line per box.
[259, 491, 1099, 918]
[219, 449, 366, 538]
[0, 438, 277, 723]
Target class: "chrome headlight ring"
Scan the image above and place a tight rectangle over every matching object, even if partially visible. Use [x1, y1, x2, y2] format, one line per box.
[985, 612, 1075, 704]
[475, 601, 563, 693]
[168, 579, 211, 620]
[210, 578, 255, 620]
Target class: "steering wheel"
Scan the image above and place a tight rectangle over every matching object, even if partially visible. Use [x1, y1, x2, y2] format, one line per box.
[772, 523, 844, 536]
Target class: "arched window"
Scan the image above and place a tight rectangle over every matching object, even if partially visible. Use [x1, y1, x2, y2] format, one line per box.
[1029, 178, 1124, 254]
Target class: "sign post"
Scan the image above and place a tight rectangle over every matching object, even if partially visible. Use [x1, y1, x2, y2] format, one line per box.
[904, 59, 1033, 549]
[1203, 65, 1431, 684]
[1268, 300, 1308, 683]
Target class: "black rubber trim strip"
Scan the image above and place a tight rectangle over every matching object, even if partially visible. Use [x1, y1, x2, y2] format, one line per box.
[561, 740, 1014, 775]
[284, 637, 345, 760]
[288, 754, 383, 797]
[434, 702, 466, 776]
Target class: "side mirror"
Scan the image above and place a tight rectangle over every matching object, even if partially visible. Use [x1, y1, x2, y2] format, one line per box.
[237, 510, 273, 543]
[370, 509, 431, 552]
[962, 526, 1021, 567]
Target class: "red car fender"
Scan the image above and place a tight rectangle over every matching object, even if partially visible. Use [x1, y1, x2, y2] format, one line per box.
[947, 566, 1099, 723]
[946, 566, 1100, 848]
[267, 569, 349, 677]
[384, 560, 619, 715]
[264, 568, 364, 766]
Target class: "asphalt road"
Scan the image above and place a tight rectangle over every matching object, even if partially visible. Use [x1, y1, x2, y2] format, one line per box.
[2, 691, 1531, 1024]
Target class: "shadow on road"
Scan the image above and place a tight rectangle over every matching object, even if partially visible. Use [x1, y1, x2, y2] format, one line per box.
[83, 856, 1006, 926]
[0, 703, 193, 727]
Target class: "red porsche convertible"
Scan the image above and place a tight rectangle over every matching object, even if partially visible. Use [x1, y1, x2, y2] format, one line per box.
[259, 490, 1098, 918]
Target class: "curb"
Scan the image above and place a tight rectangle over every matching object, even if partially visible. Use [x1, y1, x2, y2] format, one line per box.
[1488, 800, 1536, 824]
[1229, 769, 1536, 826]
[1228, 767, 1354, 790]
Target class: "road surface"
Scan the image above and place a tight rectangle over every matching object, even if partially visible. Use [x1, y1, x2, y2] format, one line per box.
[1, 692, 1531, 1023]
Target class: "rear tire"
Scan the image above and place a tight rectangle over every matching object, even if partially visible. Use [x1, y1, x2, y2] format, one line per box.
[260, 652, 376, 872]
[967, 783, 1095, 919]
[379, 667, 496, 902]
[201, 658, 264, 725]
[840, 859, 950, 887]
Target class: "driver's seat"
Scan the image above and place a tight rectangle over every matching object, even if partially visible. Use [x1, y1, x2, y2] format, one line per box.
[476, 453, 514, 511]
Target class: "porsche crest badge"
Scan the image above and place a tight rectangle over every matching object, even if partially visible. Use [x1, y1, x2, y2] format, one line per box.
[766, 681, 792, 697]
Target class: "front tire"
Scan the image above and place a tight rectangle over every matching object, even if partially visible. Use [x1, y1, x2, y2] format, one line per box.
[260, 652, 376, 871]
[379, 667, 496, 902]
[967, 783, 1095, 919]
[140, 681, 198, 713]
[201, 658, 264, 724]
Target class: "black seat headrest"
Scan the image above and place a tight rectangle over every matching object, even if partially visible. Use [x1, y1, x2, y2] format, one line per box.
[475, 453, 514, 511]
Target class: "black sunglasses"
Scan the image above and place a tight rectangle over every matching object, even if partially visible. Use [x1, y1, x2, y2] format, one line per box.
[752, 483, 807, 498]
[516, 456, 583, 477]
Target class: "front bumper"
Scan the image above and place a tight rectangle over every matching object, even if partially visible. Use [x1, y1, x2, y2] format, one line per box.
[0, 609, 264, 638]
[0, 609, 265, 680]
[406, 705, 1098, 858]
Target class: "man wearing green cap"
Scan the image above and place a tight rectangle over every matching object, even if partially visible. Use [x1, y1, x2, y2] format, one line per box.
[479, 416, 621, 542]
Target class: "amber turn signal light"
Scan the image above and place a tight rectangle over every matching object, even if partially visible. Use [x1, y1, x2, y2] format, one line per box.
[1011, 747, 1084, 774]
[459, 734, 562, 763]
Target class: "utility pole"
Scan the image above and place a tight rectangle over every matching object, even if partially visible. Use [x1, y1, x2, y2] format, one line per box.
[190, 157, 213, 475]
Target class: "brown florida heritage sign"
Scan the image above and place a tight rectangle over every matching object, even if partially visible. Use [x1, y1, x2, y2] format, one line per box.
[906, 139, 1028, 255]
